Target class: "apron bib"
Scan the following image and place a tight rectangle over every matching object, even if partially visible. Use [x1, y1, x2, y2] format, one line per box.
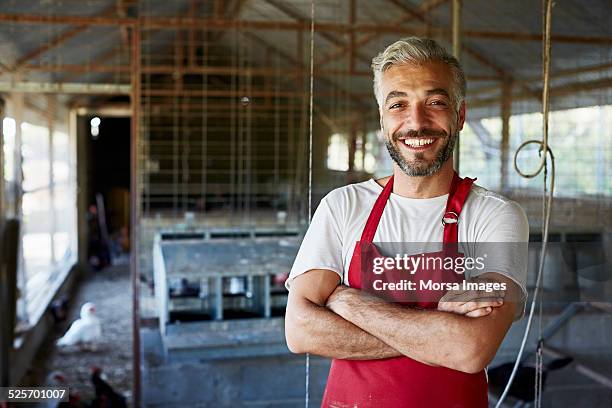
[322, 172, 488, 408]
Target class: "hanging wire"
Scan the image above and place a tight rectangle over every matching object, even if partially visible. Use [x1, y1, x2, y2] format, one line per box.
[494, 0, 556, 406]
[304, 3, 315, 407]
[307, 2, 315, 223]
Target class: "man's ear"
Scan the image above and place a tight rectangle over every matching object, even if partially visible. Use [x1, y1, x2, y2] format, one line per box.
[457, 101, 466, 131]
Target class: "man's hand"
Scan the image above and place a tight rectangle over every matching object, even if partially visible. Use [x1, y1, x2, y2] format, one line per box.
[326, 284, 351, 311]
[438, 277, 505, 318]
[322, 273, 519, 373]
[327, 279, 505, 318]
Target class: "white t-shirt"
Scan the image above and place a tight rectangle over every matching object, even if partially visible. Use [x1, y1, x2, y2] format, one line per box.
[287, 178, 530, 312]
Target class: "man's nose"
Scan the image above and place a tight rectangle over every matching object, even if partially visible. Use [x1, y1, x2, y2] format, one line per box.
[406, 103, 430, 130]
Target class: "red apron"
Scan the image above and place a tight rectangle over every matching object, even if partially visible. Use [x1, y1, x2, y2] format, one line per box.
[322, 172, 488, 408]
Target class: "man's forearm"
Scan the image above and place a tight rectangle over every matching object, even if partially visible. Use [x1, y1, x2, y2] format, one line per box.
[327, 286, 514, 372]
[285, 296, 401, 360]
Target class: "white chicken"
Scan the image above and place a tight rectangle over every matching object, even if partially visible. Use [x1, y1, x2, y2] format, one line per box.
[56, 302, 102, 349]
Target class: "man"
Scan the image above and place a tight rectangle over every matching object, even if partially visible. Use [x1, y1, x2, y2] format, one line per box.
[285, 37, 528, 407]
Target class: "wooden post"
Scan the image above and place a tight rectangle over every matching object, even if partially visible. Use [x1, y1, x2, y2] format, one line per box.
[47, 96, 57, 264]
[348, 121, 357, 174]
[13, 91, 23, 220]
[188, 0, 196, 68]
[349, 0, 356, 74]
[500, 78, 513, 191]
[360, 114, 367, 172]
[451, 0, 462, 171]
[130, 23, 142, 408]
[73, 107, 88, 268]
[0, 97, 4, 216]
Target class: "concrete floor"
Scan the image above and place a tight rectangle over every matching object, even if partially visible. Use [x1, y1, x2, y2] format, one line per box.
[20, 260, 133, 405]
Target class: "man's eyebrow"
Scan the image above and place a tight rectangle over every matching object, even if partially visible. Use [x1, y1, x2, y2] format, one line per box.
[384, 90, 407, 106]
[426, 88, 450, 98]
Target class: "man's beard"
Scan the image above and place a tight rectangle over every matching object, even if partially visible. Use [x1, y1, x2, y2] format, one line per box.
[385, 128, 457, 177]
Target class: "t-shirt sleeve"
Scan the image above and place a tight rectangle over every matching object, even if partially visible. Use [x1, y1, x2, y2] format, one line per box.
[285, 196, 344, 290]
[470, 200, 530, 320]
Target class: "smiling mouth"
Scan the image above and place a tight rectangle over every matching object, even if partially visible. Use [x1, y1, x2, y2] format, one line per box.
[400, 138, 436, 148]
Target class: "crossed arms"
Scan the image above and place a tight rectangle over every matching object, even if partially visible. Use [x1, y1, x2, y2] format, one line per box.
[285, 269, 519, 374]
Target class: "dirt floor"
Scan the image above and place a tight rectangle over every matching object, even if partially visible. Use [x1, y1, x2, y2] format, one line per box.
[21, 259, 133, 406]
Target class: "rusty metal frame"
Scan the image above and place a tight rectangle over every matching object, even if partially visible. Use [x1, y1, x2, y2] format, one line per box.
[0, 13, 611, 45]
[0, 5, 120, 75]
[129, 21, 141, 408]
[317, 0, 449, 67]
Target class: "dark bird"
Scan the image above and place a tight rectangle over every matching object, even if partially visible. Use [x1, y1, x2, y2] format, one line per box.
[50, 298, 69, 323]
[488, 357, 573, 403]
[90, 367, 127, 408]
[44, 371, 83, 407]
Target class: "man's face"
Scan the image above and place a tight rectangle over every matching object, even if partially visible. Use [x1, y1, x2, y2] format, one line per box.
[379, 61, 465, 177]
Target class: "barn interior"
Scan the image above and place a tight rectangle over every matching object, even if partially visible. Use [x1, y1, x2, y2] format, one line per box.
[0, 0, 611, 407]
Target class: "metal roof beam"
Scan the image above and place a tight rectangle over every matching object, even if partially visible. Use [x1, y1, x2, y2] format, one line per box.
[20, 62, 507, 81]
[386, 0, 541, 101]
[469, 77, 612, 107]
[0, 13, 610, 45]
[261, 0, 371, 66]
[318, 0, 450, 67]
[0, 81, 131, 94]
[244, 32, 372, 108]
[0, 5, 118, 75]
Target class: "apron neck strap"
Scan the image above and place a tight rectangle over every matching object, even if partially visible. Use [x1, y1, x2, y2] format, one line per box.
[359, 172, 476, 244]
[359, 175, 395, 243]
[443, 173, 476, 243]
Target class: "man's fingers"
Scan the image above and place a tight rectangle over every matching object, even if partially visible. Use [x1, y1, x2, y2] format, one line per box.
[440, 289, 505, 303]
[465, 307, 492, 318]
[437, 298, 503, 315]
[460, 299, 503, 314]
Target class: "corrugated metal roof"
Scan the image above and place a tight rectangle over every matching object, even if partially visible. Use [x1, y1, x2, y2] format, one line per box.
[0, 0, 610, 118]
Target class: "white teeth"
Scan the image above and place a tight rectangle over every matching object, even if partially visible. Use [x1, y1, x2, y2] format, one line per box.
[403, 138, 434, 147]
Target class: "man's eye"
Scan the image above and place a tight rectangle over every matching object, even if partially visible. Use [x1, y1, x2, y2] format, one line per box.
[389, 103, 403, 109]
[430, 100, 447, 106]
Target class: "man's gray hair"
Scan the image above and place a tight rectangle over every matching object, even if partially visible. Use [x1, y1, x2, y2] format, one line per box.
[372, 37, 466, 110]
